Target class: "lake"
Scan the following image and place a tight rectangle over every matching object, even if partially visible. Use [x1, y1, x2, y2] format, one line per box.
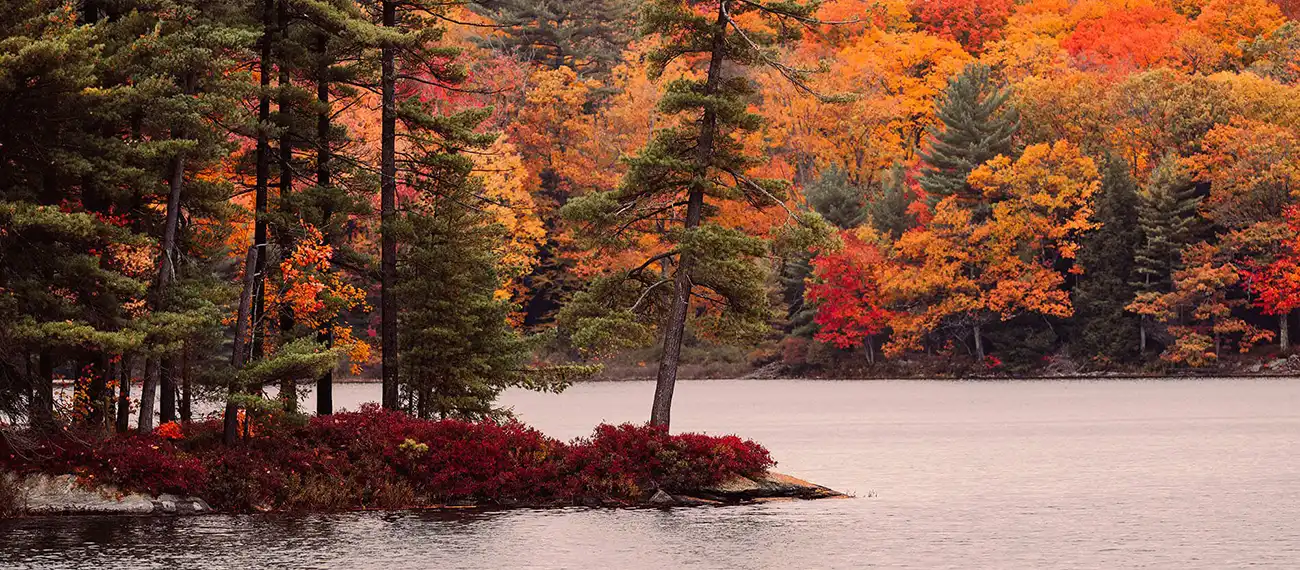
[5, 378, 1300, 569]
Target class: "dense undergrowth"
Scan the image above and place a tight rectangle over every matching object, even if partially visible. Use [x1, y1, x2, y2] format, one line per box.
[0, 406, 773, 513]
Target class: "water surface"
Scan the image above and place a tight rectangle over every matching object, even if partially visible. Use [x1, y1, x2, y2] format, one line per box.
[5, 379, 1300, 569]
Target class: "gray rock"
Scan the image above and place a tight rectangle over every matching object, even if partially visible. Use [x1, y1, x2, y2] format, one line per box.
[21, 474, 155, 515]
[646, 489, 675, 506]
[6, 473, 213, 517]
[699, 471, 844, 502]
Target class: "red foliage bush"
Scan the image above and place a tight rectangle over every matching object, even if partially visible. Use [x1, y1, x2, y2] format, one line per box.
[1, 407, 776, 513]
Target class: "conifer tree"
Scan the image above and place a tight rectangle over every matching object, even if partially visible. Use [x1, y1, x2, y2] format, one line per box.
[805, 165, 867, 230]
[867, 164, 917, 239]
[471, 0, 636, 77]
[1130, 154, 1201, 353]
[1073, 156, 1141, 363]
[918, 63, 1019, 213]
[560, 0, 832, 428]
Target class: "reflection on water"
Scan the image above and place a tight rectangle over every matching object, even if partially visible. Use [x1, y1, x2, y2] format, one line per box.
[7, 379, 1300, 569]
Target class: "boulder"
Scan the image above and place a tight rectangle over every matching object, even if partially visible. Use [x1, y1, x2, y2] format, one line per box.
[697, 471, 844, 502]
[646, 489, 676, 506]
[6, 473, 211, 517]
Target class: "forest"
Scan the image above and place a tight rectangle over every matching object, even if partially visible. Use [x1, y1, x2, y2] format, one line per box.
[2, 0, 1300, 438]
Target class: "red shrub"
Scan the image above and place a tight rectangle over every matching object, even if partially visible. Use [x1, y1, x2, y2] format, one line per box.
[2, 410, 776, 512]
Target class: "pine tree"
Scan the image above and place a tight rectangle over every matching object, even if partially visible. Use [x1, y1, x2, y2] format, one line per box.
[918, 63, 1019, 212]
[471, 0, 636, 77]
[1073, 156, 1141, 364]
[398, 200, 536, 420]
[805, 165, 867, 230]
[867, 164, 917, 239]
[1130, 154, 1201, 352]
[560, 0, 833, 428]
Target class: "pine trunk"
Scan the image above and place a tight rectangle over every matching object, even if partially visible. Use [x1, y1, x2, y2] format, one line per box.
[866, 335, 875, 365]
[973, 324, 985, 360]
[155, 136, 186, 427]
[380, 0, 400, 411]
[159, 357, 176, 424]
[226, 246, 260, 445]
[277, 17, 297, 413]
[251, 0, 275, 362]
[180, 344, 192, 423]
[315, 32, 335, 417]
[115, 356, 131, 433]
[32, 351, 54, 429]
[650, 2, 728, 429]
[137, 358, 157, 432]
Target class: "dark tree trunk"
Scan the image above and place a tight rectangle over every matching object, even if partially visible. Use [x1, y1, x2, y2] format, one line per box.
[33, 351, 55, 429]
[226, 246, 260, 445]
[650, 2, 728, 429]
[87, 355, 108, 428]
[155, 127, 187, 426]
[380, 0, 399, 410]
[159, 357, 176, 424]
[973, 324, 985, 361]
[115, 356, 131, 433]
[180, 344, 192, 423]
[138, 358, 157, 432]
[251, 0, 275, 362]
[277, 7, 298, 413]
[316, 32, 335, 417]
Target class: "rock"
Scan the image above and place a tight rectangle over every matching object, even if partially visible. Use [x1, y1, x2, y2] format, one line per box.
[672, 495, 722, 506]
[646, 489, 676, 506]
[20, 474, 155, 515]
[699, 471, 844, 502]
[6, 473, 213, 517]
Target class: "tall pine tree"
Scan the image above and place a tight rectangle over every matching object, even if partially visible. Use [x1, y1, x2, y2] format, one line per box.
[560, 0, 832, 428]
[1073, 156, 1141, 364]
[1130, 154, 1201, 353]
[918, 63, 1019, 213]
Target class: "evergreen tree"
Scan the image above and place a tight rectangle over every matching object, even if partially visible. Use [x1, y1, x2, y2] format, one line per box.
[1073, 156, 1141, 364]
[918, 63, 1019, 212]
[471, 0, 636, 77]
[867, 163, 917, 239]
[1130, 154, 1201, 352]
[398, 200, 536, 420]
[805, 165, 867, 230]
[560, 0, 832, 428]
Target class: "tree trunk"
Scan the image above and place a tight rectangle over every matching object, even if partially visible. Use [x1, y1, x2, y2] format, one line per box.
[973, 324, 985, 360]
[1281, 312, 1290, 351]
[277, 10, 298, 413]
[316, 33, 335, 416]
[115, 356, 131, 433]
[649, 2, 728, 429]
[251, 0, 275, 362]
[159, 357, 176, 424]
[155, 140, 186, 427]
[32, 351, 54, 429]
[180, 343, 192, 423]
[866, 335, 875, 365]
[87, 355, 108, 428]
[137, 358, 157, 432]
[380, 0, 399, 410]
[1139, 320, 1147, 354]
[226, 246, 260, 445]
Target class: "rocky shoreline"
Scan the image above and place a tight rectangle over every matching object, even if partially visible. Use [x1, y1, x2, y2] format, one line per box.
[1, 471, 843, 517]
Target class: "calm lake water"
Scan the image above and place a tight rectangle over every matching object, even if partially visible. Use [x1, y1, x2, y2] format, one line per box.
[5, 378, 1300, 569]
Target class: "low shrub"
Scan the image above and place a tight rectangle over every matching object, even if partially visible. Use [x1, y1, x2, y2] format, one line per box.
[0, 406, 775, 513]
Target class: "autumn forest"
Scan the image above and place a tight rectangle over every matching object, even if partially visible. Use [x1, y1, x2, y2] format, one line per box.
[3, 0, 1300, 438]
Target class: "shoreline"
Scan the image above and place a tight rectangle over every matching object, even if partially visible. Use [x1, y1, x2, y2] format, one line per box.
[1, 471, 844, 519]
